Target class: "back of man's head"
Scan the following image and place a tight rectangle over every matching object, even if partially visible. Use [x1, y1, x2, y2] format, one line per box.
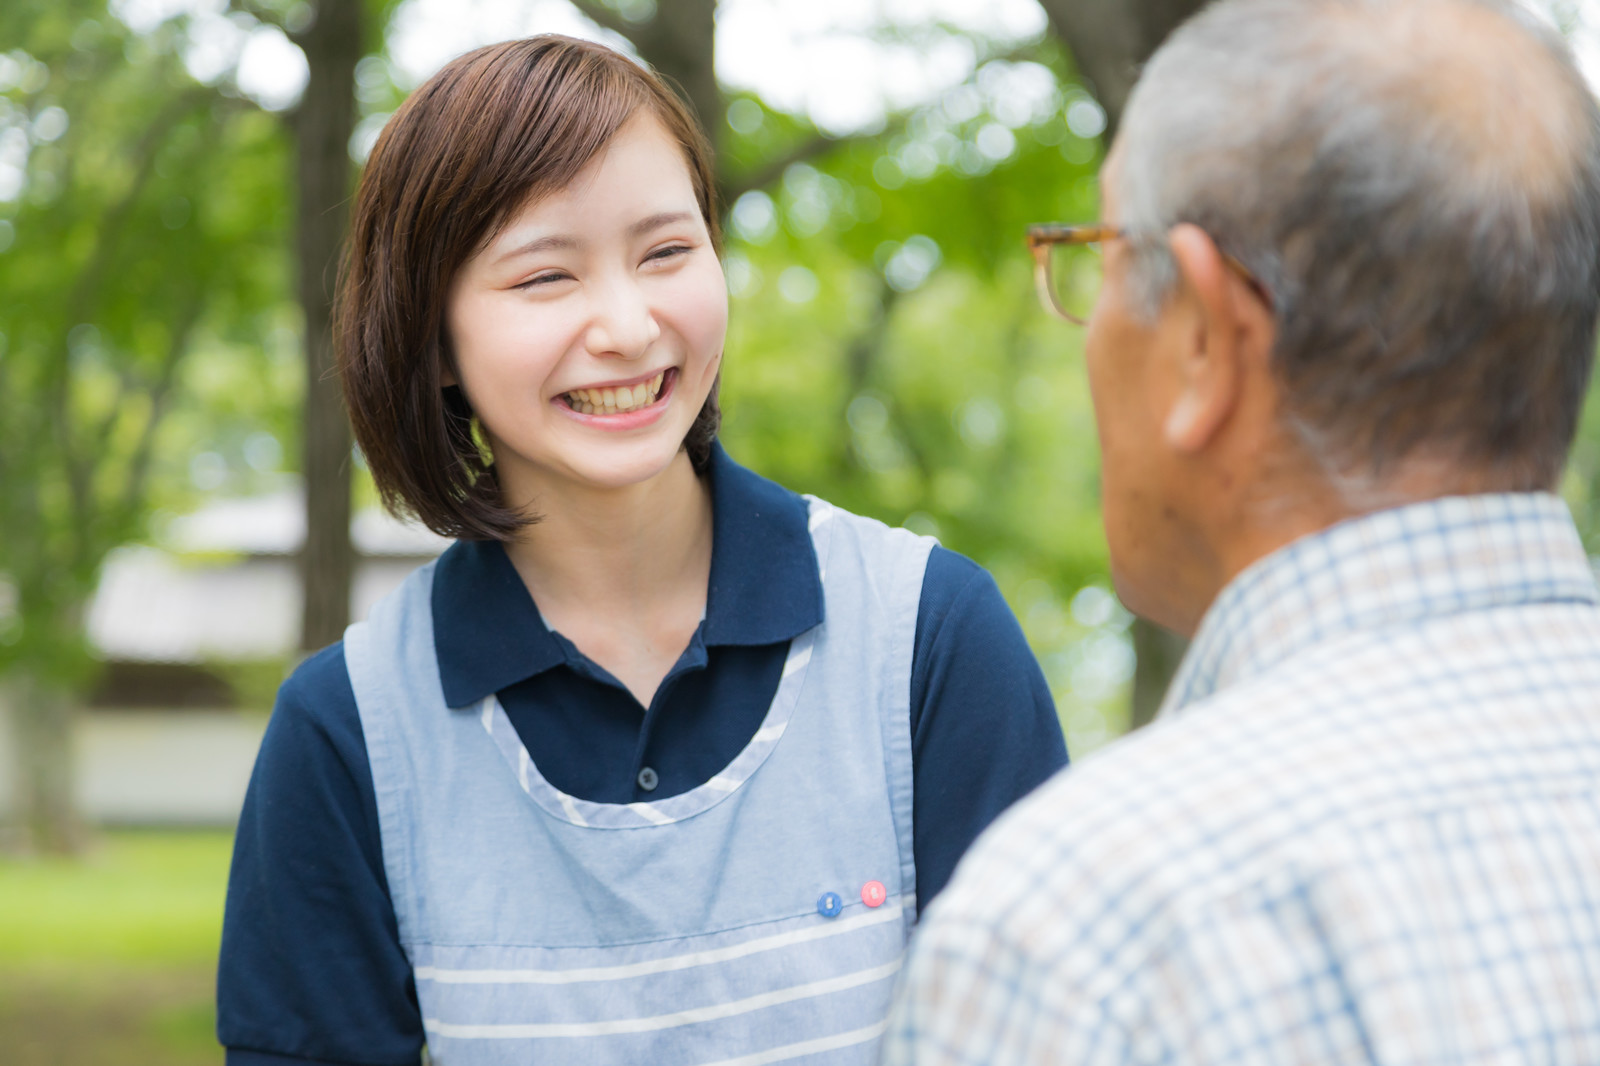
[1115, 0, 1600, 496]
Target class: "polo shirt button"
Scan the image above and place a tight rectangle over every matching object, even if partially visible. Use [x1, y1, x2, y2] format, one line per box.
[861, 880, 887, 908]
[817, 892, 842, 918]
[636, 767, 659, 792]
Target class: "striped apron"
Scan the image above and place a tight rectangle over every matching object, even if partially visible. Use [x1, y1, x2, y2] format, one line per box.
[345, 496, 932, 1065]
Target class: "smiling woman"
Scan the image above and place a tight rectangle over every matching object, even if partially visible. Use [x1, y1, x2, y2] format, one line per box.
[337, 37, 724, 541]
[444, 114, 727, 501]
[217, 34, 1067, 1066]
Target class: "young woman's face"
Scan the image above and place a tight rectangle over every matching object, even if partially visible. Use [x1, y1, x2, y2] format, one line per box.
[445, 113, 727, 499]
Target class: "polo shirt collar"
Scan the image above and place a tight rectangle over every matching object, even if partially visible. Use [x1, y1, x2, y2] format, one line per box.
[432, 440, 824, 708]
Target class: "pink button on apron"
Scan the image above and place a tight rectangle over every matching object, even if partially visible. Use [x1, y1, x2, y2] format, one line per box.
[861, 880, 887, 908]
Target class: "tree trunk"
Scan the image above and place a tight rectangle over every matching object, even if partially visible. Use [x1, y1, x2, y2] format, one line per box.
[293, 0, 363, 653]
[572, 0, 720, 152]
[1033, 0, 1206, 135]
[11, 673, 85, 855]
[631, 0, 720, 149]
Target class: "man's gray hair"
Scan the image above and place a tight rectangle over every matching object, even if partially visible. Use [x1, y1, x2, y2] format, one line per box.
[1114, 0, 1600, 492]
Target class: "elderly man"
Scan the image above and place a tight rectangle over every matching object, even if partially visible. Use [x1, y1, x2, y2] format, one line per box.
[882, 0, 1600, 1062]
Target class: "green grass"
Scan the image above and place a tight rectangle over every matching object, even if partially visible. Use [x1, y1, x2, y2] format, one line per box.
[0, 829, 233, 965]
[0, 830, 234, 1065]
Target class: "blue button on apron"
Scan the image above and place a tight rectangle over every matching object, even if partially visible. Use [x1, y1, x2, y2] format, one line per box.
[816, 891, 843, 918]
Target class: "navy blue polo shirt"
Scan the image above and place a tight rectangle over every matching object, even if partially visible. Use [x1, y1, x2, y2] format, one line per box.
[218, 443, 1067, 1066]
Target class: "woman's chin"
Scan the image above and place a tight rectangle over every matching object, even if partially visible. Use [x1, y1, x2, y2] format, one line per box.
[525, 443, 695, 498]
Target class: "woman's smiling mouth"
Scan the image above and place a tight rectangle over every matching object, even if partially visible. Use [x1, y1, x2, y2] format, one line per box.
[560, 368, 675, 415]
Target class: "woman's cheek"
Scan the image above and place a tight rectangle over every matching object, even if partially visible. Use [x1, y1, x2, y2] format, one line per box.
[675, 265, 730, 359]
[490, 304, 581, 376]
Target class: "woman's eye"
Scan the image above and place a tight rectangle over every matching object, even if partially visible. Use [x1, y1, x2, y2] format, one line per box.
[645, 244, 691, 264]
[514, 272, 570, 290]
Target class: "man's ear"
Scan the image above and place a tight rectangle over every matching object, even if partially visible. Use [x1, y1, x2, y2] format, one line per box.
[1161, 223, 1255, 454]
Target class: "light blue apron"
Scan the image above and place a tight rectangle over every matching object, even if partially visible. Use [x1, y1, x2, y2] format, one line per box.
[344, 496, 933, 1065]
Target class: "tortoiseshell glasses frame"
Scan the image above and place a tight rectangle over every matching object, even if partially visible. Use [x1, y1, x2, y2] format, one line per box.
[1025, 223, 1267, 324]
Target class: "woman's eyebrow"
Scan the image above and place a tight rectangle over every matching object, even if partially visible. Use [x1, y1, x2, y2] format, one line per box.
[629, 210, 695, 236]
[492, 212, 695, 265]
[494, 233, 578, 265]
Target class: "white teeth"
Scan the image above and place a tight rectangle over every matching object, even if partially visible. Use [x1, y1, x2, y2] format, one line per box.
[564, 372, 667, 414]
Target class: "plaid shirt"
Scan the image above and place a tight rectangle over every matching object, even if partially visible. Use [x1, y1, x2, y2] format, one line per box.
[884, 493, 1600, 1065]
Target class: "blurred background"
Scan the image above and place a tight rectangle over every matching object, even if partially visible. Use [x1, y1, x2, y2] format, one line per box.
[5, 0, 1600, 1061]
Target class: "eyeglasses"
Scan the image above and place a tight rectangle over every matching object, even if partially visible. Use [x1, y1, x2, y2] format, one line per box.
[1026, 224, 1117, 325]
[1025, 222, 1268, 324]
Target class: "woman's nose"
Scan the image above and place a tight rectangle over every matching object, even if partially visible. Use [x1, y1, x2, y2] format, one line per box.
[584, 277, 661, 359]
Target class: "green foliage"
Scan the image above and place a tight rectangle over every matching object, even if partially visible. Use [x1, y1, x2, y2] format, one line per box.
[0, 1, 291, 688]
[717, 45, 1132, 747]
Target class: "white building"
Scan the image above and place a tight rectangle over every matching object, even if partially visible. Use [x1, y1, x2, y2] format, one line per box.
[0, 491, 447, 826]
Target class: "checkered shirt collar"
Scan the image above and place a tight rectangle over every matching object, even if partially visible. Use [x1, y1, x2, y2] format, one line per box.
[1161, 492, 1599, 717]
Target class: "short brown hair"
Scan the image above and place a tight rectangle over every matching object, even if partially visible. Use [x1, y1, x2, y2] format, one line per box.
[337, 36, 723, 541]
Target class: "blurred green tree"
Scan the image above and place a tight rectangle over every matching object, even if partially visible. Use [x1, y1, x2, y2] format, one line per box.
[0, 0, 290, 851]
[272, 0, 386, 654]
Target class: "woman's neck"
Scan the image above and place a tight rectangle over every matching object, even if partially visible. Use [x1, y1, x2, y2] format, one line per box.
[500, 450, 714, 628]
